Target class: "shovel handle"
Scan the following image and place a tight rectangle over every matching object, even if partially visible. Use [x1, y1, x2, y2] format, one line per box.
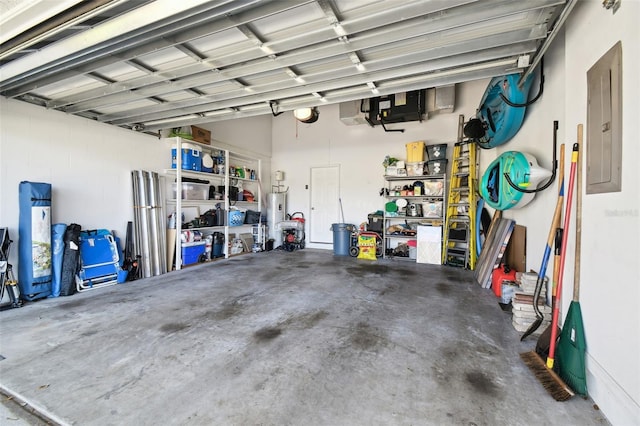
[574, 124, 583, 302]
[548, 141, 579, 369]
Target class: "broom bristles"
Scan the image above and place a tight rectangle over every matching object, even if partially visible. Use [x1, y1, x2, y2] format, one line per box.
[520, 351, 575, 401]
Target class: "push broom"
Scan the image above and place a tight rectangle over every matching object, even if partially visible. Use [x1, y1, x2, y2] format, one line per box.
[556, 125, 588, 396]
[520, 142, 579, 401]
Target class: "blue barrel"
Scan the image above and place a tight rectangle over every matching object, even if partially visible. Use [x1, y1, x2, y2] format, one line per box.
[331, 223, 353, 256]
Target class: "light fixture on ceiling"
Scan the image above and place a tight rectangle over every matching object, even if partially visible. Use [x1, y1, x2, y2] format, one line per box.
[293, 107, 319, 123]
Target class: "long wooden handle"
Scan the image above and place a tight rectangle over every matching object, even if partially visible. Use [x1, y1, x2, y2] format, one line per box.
[552, 145, 565, 299]
[574, 124, 583, 302]
[556, 144, 565, 231]
[545, 144, 565, 249]
[548, 142, 579, 369]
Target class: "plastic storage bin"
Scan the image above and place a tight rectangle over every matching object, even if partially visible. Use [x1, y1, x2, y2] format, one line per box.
[228, 210, 246, 227]
[172, 182, 209, 200]
[244, 210, 261, 224]
[427, 159, 448, 175]
[181, 241, 206, 265]
[406, 141, 425, 162]
[406, 161, 425, 176]
[422, 201, 443, 218]
[426, 143, 448, 160]
[408, 239, 417, 260]
[422, 180, 444, 196]
[367, 214, 383, 233]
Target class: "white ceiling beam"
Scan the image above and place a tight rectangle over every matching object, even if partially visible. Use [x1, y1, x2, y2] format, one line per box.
[2, 0, 312, 97]
[51, 1, 552, 112]
[142, 61, 515, 131]
[94, 26, 543, 122]
[39, 0, 555, 107]
[0, 0, 235, 83]
[0, 0, 85, 44]
[0, 0, 571, 134]
[520, 0, 577, 85]
[106, 41, 533, 125]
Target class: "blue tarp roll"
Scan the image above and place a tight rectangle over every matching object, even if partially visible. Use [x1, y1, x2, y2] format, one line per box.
[50, 223, 67, 298]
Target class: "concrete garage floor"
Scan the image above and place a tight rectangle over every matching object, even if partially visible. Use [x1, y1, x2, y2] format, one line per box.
[0, 249, 608, 425]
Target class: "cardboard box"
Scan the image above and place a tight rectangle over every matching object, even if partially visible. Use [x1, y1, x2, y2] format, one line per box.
[505, 224, 526, 272]
[191, 126, 211, 145]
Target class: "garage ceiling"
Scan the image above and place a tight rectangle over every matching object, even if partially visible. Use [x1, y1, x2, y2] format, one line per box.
[0, 0, 575, 134]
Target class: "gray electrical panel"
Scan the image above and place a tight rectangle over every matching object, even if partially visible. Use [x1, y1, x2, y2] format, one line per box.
[586, 41, 623, 194]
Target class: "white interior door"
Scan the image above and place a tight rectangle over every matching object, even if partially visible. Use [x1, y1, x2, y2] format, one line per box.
[310, 166, 340, 244]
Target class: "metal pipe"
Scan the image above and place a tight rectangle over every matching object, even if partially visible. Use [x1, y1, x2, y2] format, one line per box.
[146, 172, 162, 277]
[519, 0, 577, 86]
[135, 170, 152, 278]
[0, 0, 120, 60]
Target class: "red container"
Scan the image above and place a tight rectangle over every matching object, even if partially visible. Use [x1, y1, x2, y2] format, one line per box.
[492, 266, 516, 297]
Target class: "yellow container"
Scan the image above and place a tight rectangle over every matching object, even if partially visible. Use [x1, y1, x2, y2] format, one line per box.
[406, 141, 425, 162]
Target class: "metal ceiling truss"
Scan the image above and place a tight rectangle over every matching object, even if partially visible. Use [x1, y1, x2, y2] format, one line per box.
[0, 0, 574, 134]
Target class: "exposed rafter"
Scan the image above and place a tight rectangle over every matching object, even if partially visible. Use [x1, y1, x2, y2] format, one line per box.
[0, 0, 572, 133]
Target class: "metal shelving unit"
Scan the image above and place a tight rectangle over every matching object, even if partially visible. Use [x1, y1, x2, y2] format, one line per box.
[382, 174, 446, 261]
[164, 137, 261, 270]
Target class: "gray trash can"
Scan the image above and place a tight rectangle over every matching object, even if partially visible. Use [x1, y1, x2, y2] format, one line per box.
[331, 223, 353, 256]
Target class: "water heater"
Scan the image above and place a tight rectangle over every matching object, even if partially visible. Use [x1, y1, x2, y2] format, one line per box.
[267, 192, 287, 245]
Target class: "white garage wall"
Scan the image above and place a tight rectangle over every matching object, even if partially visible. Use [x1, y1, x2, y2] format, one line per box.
[0, 98, 273, 279]
[196, 115, 273, 203]
[203, 114, 272, 159]
[562, 2, 639, 424]
[271, 80, 488, 249]
[270, 71, 566, 269]
[0, 98, 165, 268]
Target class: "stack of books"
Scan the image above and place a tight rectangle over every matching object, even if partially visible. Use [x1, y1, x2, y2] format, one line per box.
[511, 272, 551, 335]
